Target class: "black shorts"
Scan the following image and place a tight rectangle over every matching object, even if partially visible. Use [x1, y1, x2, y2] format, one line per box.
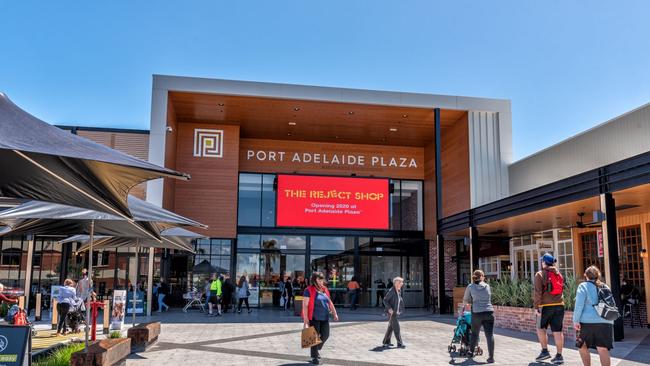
[580, 323, 613, 350]
[209, 293, 221, 305]
[537, 305, 564, 332]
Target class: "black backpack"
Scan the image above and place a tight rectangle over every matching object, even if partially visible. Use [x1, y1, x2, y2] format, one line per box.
[587, 281, 620, 321]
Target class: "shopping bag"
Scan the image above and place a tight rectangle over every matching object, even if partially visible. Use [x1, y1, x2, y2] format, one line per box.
[301, 326, 322, 349]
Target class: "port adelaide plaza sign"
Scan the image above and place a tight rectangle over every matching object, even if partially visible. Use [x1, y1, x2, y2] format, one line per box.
[245, 150, 419, 169]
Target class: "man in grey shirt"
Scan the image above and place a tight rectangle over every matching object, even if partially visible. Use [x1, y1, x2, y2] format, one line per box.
[382, 277, 406, 348]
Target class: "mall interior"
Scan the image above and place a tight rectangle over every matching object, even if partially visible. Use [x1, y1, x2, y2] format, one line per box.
[0, 76, 648, 330]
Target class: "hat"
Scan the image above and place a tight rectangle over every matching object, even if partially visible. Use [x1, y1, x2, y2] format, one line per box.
[541, 253, 556, 266]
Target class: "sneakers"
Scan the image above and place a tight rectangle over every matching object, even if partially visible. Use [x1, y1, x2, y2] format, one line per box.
[535, 349, 551, 361]
[382, 343, 393, 348]
[396, 343, 406, 349]
[486, 357, 495, 364]
[311, 357, 320, 365]
[551, 354, 564, 364]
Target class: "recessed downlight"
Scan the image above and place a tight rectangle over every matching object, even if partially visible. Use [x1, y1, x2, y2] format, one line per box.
[348, 111, 355, 115]
[217, 103, 224, 107]
[389, 128, 398, 132]
[288, 122, 297, 126]
[287, 132, 292, 136]
[402, 114, 408, 118]
[293, 107, 301, 111]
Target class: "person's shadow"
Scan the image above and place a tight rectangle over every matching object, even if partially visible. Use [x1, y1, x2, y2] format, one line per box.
[369, 346, 388, 352]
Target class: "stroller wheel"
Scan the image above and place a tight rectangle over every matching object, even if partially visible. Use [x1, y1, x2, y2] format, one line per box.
[459, 349, 465, 356]
[476, 347, 483, 356]
[451, 345, 457, 353]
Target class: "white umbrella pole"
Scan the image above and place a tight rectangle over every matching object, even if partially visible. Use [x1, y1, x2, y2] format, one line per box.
[132, 241, 139, 327]
[85, 219, 94, 351]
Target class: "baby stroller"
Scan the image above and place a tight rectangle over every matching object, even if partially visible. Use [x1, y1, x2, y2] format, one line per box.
[65, 298, 87, 334]
[448, 311, 482, 356]
[5, 305, 38, 337]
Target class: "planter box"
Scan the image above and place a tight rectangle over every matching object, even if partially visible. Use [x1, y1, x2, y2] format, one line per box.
[493, 305, 576, 339]
[71, 338, 131, 366]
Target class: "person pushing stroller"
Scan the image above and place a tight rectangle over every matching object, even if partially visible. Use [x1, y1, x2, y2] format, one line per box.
[459, 270, 495, 363]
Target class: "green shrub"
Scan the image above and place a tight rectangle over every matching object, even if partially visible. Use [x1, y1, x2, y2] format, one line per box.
[109, 331, 122, 339]
[490, 274, 578, 310]
[34, 342, 85, 366]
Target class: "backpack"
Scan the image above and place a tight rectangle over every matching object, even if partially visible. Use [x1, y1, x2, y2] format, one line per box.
[546, 270, 564, 296]
[587, 281, 620, 321]
[12, 308, 27, 325]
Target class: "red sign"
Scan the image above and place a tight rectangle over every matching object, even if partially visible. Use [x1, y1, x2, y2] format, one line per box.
[597, 230, 604, 258]
[276, 175, 389, 229]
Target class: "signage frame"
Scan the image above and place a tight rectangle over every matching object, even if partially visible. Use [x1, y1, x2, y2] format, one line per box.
[275, 173, 391, 231]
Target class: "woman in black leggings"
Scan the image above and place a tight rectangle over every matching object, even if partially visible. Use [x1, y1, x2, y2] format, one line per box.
[56, 279, 77, 336]
[460, 270, 495, 363]
[237, 276, 253, 313]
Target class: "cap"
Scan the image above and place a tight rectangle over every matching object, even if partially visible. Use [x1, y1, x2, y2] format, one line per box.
[541, 253, 556, 266]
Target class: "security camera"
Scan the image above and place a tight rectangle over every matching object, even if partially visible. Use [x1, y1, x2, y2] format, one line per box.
[165, 126, 173, 133]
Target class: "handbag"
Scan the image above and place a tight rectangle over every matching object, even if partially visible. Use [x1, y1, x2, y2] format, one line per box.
[588, 281, 620, 321]
[301, 326, 322, 348]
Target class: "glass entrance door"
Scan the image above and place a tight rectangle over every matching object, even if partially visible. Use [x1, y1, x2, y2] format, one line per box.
[513, 246, 550, 281]
[259, 252, 305, 307]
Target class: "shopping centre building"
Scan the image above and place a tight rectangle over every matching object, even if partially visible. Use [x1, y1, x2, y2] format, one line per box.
[1, 75, 648, 328]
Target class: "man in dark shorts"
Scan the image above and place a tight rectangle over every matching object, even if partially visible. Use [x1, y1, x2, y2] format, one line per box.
[534, 253, 565, 364]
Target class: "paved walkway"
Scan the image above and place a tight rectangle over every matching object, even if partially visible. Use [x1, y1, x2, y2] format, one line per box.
[121, 308, 649, 366]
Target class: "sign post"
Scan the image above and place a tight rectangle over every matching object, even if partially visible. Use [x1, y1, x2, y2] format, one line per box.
[0, 325, 30, 366]
[110, 290, 126, 331]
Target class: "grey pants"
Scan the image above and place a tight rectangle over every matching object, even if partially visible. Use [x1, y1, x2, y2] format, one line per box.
[382, 313, 402, 345]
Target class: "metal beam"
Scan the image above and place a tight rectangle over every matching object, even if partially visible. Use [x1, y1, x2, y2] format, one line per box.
[600, 193, 624, 341]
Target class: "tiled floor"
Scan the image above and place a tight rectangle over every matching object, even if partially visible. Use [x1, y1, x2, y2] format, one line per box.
[118, 308, 649, 365]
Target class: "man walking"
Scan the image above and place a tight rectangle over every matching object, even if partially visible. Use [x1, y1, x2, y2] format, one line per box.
[208, 274, 223, 316]
[534, 253, 565, 364]
[382, 277, 405, 348]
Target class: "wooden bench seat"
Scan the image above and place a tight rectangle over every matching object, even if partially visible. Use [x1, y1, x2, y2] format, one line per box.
[127, 322, 161, 352]
[70, 338, 131, 366]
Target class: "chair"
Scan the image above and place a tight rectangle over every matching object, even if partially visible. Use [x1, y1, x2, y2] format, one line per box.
[182, 291, 205, 313]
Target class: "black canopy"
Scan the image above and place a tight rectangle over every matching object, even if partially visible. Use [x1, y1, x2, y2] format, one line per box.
[0, 93, 190, 222]
[192, 260, 227, 274]
[0, 195, 207, 238]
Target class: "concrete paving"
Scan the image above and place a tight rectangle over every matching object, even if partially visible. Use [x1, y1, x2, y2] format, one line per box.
[120, 308, 649, 366]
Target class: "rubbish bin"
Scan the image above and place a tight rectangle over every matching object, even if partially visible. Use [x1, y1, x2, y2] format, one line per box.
[294, 296, 303, 317]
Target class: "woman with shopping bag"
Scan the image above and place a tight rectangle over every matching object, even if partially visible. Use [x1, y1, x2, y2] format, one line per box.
[302, 271, 339, 365]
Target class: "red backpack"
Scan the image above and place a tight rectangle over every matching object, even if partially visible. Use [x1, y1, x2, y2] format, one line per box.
[12, 308, 27, 325]
[546, 271, 564, 296]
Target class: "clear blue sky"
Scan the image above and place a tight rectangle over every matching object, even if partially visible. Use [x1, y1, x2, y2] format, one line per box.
[1, 1, 649, 160]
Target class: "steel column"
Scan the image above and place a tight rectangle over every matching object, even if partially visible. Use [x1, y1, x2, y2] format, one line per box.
[600, 193, 624, 341]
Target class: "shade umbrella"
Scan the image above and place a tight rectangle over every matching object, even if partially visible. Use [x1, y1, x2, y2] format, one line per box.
[0, 197, 206, 347]
[0, 92, 190, 222]
[64, 228, 205, 326]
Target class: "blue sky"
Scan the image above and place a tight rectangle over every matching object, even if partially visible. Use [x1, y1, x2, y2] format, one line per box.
[1, 1, 649, 160]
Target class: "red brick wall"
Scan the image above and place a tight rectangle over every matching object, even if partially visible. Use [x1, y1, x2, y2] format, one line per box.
[492, 305, 576, 339]
[430, 239, 457, 303]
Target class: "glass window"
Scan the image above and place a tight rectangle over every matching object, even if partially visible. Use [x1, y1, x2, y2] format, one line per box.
[195, 239, 211, 256]
[261, 235, 306, 250]
[238, 173, 262, 226]
[310, 236, 355, 251]
[237, 235, 260, 249]
[261, 174, 276, 227]
[400, 180, 423, 231]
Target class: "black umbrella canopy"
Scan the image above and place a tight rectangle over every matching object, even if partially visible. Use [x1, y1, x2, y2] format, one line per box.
[0, 92, 190, 220]
[0, 195, 207, 238]
[63, 227, 205, 253]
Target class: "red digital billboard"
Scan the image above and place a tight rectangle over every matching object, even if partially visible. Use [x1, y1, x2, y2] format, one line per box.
[276, 175, 389, 230]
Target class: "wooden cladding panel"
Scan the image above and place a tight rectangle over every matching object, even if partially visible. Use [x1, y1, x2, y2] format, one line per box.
[441, 113, 470, 217]
[77, 130, 149, 199]
[239, 138, 424, 179]
[173, 123, 240, 238]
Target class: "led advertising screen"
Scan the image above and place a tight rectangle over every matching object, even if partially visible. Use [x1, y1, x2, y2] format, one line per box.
[276, 175, 389, 230]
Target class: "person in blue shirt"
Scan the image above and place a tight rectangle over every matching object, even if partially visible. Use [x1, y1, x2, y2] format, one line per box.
[573, 266, 613, 366]
[56, 278, 77, 336]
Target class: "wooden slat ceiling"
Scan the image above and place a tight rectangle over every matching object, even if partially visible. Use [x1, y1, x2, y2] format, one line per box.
[169, 91, 467, 147]
[471, 183, 650, 237]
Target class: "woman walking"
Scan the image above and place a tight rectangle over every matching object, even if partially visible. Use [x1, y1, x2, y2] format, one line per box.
[573, 266, 613, 366]
[56, 279, 77, 336]
[237, 276, 253, 313]
[302, 272, 339, 365]
[460, 270, 495, 363]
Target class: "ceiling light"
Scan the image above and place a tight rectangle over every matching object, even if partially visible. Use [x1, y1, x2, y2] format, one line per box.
[288, 122, 297, 126]
[348, 111, 355, 115]
[402, 114, 408, 118]
[217, 103, 225, 107]
[389, 128, 398, 132]
[287, 132, 292, 136]
[293, 107, 301, 111]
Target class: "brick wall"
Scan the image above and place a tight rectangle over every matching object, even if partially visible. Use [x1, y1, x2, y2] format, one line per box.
[430, 240, 457, 306]
[492, 305, 576, 339]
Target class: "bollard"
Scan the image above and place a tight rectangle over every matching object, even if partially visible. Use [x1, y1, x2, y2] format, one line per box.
[103, 299, 110, 334]
[90, 301, 105, 341]
[51, 298, 58, 331]
[18, 296, 25, 310]
[35, 293, 42, 321]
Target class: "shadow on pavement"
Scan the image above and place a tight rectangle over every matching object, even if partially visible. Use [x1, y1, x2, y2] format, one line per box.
[369, 346, 388, 352]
